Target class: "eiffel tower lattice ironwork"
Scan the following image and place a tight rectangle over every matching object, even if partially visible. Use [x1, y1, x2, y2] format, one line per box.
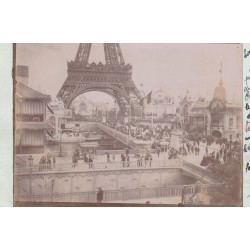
[57, 43, 142, 117]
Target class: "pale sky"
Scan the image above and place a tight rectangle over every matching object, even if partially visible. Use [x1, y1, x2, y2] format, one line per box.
[16, 43, 242, 103]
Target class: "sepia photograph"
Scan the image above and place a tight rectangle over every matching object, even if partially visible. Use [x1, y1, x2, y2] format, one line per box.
[14, 43, 242, 206]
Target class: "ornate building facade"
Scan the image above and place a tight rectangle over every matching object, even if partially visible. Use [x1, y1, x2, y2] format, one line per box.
[207, 79, 241, 141]
[179, 79, 242, 141]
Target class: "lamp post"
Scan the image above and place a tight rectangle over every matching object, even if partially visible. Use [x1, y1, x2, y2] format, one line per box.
[164, 143, 166, 167]
[128, 98, 131, 123]
[51, 178, 55, 202]
[58, 116, 63, 157]
[106, 102, 108, 122]
[59, 129, 63, 157]
[28, 155, 34, 201]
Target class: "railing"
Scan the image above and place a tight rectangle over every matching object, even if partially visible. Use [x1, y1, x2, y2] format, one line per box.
[14, 158, 221, 184]
[15, 156, 223, 184]
[14, 159, 182, 174]
[97, 123, 138, 148]
[182, 160, 223, 183]
[95, 149, 138, 155]
[200, 183, 225, 192]
[15, 156, 27, 168]
[14, 183, 224, 203]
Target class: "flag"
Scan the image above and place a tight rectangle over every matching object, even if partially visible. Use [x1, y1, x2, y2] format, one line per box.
[147, 91, 152, 104]
[140, 91, 152, 106]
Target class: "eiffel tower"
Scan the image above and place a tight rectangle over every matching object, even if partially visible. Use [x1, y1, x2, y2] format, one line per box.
[57, 43, 142, 117]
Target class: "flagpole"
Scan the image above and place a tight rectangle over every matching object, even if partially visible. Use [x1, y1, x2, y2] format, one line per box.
[151, 103, 153, 129]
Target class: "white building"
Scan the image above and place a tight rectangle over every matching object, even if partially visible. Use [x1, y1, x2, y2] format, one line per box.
[144, 89, 176, 118]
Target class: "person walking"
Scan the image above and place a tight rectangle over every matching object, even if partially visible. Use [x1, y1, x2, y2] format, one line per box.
[107, 153, 110, 163]
[89, 155, 93, 169]
[137, 157, 141, 167]
[72, 155, 76, 168]
[157, 147, 161, 158]
[144, 154, 148, 168]
[126, 155, 130, 167]
[195, 146, 198, 156]
[149, 154, 152, 167]
[121, 154, 126, 167]
[53, 155, 56, 168]
[139, 155, 143, 167]
[47, 157, 52, 170]
[97, 188, 104, 203]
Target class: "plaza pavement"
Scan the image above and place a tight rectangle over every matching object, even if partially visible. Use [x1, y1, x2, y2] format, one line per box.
[19, 140, 221, 171]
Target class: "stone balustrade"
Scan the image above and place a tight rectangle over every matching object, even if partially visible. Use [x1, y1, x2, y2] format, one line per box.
[15, 183, 224, 203]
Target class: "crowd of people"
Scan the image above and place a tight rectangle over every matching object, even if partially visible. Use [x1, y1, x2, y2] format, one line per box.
[200, 140, 241, 168]
[104, 119, 172, 142]
[42, 118, 242, 176]
[72, 148, 93, 169]
[38, 155, 56, 171]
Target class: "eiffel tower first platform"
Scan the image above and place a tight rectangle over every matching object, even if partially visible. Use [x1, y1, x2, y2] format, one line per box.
[57, 43, 142, 117]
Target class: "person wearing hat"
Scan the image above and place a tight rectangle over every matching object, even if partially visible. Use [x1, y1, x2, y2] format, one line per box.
[97, 187, 104, 203]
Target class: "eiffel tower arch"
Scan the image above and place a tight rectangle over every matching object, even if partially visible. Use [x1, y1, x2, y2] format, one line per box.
[57, 44, 142, 117]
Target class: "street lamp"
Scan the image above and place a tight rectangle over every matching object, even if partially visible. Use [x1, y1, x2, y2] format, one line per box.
[59, 130, 63, 157]
[51, 178, 55, 201]
[28, 155, 34, 200]
[28, 155, 34, 167]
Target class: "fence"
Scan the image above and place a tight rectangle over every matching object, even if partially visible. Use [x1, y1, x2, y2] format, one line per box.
[14, 158, 182, 174]
[15, 155, 27, 168]
[15, 158, 221, 185]
[14, 183, 224, 203]
[182, 160, 224, 183]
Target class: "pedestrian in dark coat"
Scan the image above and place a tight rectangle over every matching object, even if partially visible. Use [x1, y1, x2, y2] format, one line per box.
[107, 153, 110, 162]
[157, 147, 161, 158]
[121, 154, 126, 167]
[97, 188, 104, 203]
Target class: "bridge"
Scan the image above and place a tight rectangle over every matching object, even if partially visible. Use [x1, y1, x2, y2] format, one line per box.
[14, 158, 225, 203]
[96, 122, 150, 148]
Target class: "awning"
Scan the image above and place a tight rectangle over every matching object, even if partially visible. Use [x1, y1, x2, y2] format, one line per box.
[80, 142, 99, 148]
[16, 101, 45, 115]
[21, 130, 44, 146]
[16, 122, 54, 130]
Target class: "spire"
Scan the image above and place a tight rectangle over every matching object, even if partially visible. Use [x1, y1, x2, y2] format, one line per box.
[213, 61, 226, 103]
[219, 61, 223, 85]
